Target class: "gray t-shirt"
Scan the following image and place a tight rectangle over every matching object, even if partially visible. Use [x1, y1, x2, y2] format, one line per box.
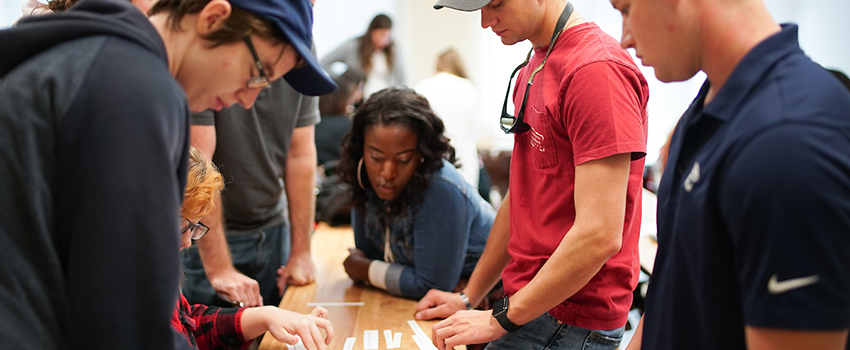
[193, 79, 319, 235]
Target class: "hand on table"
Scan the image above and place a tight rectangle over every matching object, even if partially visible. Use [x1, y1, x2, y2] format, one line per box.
[209, 267, 263, 307]
[277, 251, 317, 295]
[343, 248, 371, 283]
[415, 289, 466, 320]
[432, 310, 506, 350]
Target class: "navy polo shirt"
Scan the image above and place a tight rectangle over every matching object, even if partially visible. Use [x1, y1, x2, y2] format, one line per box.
[643, 24, 850, 350]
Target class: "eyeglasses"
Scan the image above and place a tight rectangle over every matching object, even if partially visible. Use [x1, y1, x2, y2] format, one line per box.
[243, 36, 271, 90]
[181, 219, 210, 241]
[499, 2, 574, 134]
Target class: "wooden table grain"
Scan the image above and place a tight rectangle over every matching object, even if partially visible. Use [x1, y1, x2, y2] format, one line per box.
[259, 223, 461, 350]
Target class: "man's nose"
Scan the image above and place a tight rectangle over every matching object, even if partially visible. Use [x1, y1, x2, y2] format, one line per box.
[480, 7, 496, 29]
[237, 88, 263, 109]
[620, 22, 635, 50]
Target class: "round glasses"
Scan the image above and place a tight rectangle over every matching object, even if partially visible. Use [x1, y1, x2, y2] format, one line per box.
[181, 219, 210, 241]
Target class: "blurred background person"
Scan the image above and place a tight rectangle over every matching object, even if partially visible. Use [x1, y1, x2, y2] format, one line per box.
[316, 63, 366, 167]
[313, 63, 367, 227]
[321, 14, 404, 99]
[415, 47, 486, 195]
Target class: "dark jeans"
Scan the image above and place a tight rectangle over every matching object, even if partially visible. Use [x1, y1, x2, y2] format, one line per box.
[485, 313, 624, 350]
[181, 223, 291, 307]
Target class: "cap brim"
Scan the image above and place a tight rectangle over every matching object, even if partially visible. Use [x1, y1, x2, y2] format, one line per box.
[283, 38, 337, 96]
[433, 0, 491, 11]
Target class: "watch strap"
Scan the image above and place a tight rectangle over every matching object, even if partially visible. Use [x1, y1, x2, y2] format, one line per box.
[458, 292, 473, 310]
[493, 297, 522, 332]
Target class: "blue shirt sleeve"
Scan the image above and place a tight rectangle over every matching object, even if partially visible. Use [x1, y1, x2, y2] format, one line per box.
[388, 179, 470, 299]
[718, 122, 850, 329]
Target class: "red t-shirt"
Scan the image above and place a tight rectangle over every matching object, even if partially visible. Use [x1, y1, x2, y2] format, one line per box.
[503, 22, 649, 330]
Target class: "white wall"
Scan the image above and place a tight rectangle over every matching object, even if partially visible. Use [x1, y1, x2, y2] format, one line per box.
[3, 0, 848, 158]
[311, 0, 850, 157]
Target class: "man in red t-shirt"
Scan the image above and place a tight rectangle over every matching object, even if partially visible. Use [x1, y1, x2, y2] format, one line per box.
[414, 1, 649, 349]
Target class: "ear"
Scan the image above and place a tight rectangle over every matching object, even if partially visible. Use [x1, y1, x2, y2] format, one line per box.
[195, 0, 233, 36]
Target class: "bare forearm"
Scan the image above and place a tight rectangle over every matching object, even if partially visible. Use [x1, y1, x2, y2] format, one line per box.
[465, 192, 512, 307]
[196, 193, 234, 275]
[285, 150, 316, 257]
[285, 125, 317, 257]
[190, 124, 234, 274]
[746, 327, 849, 350]
[625, 316, 643, 350]
[508, 154, 631, 325]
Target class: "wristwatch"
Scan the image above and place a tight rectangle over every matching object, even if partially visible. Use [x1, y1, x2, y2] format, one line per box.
[492, 296, 522, 332]
[458, 292, 473, 310]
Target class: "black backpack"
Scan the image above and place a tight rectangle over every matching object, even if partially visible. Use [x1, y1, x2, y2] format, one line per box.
[315, 161, 352, 226]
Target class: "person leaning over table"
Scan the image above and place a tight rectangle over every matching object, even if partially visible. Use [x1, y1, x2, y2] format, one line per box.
[174, 146, 333, 350]
[609, 0, 850, 349]
[414, 0, 650, 349]
[337, 87, 495, 300]
[0, 0, 334, 348]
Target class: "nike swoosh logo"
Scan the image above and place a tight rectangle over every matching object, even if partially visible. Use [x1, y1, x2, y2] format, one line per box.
[767, 274, 819, 294]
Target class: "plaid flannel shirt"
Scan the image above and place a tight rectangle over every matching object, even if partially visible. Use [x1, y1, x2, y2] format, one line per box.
[171, 293, 250, 350]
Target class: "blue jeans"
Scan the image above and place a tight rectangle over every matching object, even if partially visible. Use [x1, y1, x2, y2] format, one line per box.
[181, 223, 291, 307]
[485, 313, 624, 350]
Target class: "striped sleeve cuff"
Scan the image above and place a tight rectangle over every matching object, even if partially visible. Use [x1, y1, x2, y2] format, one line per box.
[368, 260, 391, 290]
[368, 260, 406, 296]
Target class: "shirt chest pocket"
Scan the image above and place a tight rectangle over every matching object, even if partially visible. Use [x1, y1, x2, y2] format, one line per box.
[526, 105, 559, 169]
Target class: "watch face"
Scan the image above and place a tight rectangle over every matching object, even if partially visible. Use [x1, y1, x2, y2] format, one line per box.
[493, 297, 508, 315]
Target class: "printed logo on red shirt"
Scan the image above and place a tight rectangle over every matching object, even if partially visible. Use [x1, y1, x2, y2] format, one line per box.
[530, 127, 545, 152]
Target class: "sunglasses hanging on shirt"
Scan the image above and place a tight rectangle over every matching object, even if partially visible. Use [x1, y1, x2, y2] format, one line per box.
[500, 2, 574, 134]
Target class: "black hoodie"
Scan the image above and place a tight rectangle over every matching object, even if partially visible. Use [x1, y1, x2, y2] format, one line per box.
[0, 0, 190, 349]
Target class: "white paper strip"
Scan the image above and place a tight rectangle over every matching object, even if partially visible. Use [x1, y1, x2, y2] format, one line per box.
[285, 336, 307, 350]
[306, 302, 365, 307]
[393, 332, 402, 348]
[412, 334, 439, 350]
[407, 321, 438, 350]
[342, 337, 356, 350]
[363, 330, 379, 350]
[384, 330, 395, 349]
[407, 320, 428, 339]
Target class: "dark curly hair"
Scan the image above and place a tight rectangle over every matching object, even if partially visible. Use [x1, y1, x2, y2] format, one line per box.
[338, 87, 457, 217]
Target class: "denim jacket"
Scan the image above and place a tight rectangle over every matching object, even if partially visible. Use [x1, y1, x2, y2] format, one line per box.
[352, 160, 495, 299]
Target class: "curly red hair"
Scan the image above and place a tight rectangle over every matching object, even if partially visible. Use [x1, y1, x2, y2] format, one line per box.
[181, 146, 224, 219]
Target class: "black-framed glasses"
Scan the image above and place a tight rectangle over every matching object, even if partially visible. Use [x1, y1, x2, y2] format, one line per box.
[243, 36, 271, 90]
[181, 219, 210, 241]
[499, 1, 574, 134]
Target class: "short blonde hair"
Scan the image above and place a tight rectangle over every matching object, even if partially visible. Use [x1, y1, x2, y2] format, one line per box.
[181, 146, 224, 219]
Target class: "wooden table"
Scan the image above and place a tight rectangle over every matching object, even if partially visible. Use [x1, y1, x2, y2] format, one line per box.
[259, 223, 456, 350]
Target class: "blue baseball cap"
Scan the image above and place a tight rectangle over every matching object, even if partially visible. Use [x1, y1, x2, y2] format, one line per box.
[228, 0, 337, 96]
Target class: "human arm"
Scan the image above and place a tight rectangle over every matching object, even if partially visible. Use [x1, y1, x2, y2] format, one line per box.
[745, 328, 848, 350]
[432, 154, 633, 349]
[415, 191, 511, 320]
[58, 55, 190, 349]
[186, 301, 332, 350]
[319, 39, 358, 73]
[276, 124, 318, 292]
[625, 315, 644, 350]
[191, 123, 263, 307]
[240, 306, 333, 350]
[350, 178, 488, 299]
